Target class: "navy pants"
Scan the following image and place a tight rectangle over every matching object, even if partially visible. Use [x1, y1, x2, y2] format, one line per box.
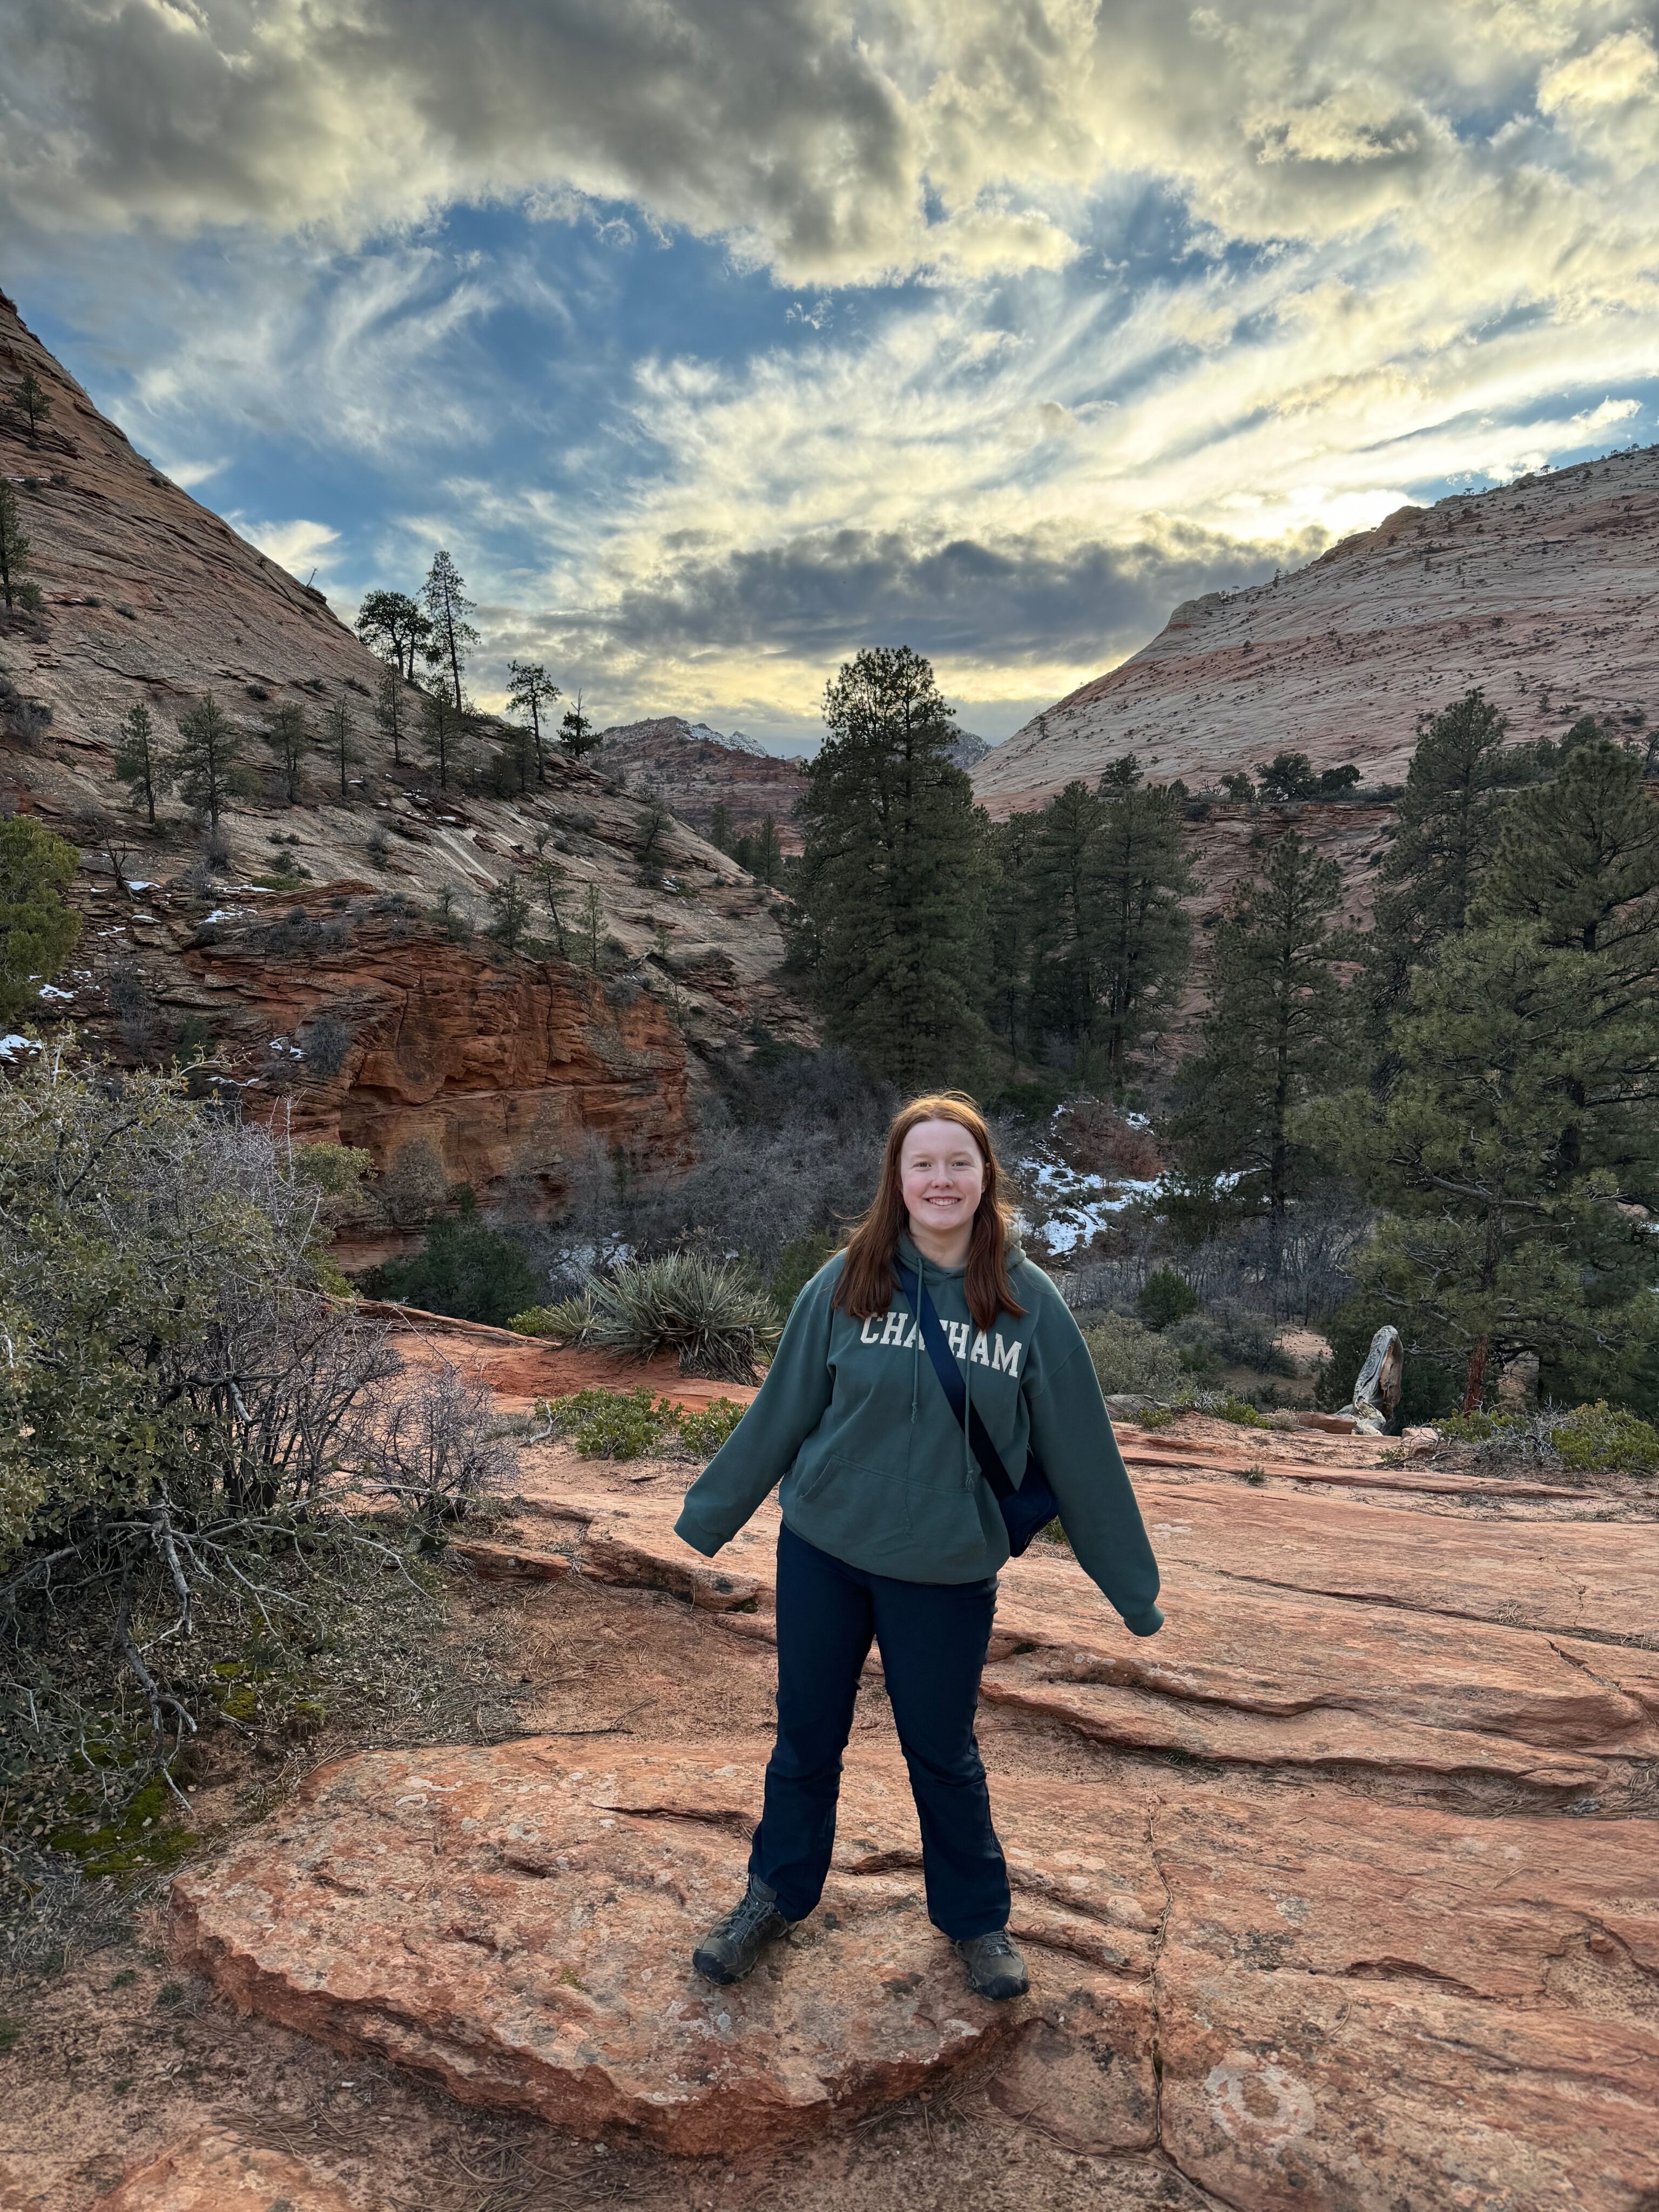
[748, 1523, 1010, 1940]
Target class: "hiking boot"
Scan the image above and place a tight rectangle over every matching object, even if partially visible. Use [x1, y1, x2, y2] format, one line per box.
[954, 1927, 1029, 2001]
[692, 1874, 791, 1985]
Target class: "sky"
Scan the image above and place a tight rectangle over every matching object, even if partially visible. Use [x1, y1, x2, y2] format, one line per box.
[4, 3, 1658, 753]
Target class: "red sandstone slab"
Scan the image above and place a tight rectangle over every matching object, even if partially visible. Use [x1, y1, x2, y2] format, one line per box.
[170, 1742, 1157, 2152]
[508, 1488, 1654, 1781]
[1158, 1964, 1659, 2212]
[1134, 1480, 1659, 1638]
[103, 2129, 356, 2211]
[1151, 1791, 1659, 1995]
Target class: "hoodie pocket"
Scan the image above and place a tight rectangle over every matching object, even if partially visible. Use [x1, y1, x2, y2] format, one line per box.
[788, 1453, 912, 1557]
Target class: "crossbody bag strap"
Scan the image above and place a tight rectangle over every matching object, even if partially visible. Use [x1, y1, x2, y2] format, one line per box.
[895, 1265, 1016, 1502]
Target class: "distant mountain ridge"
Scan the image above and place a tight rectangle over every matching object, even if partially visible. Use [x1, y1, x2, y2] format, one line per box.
[975, 446, 1659, 815]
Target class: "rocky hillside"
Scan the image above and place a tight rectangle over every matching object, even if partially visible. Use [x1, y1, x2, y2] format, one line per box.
[592, 717, 994, 858]
[0, 290, 809, 1224]
[976, 444, 1659, 814]
[593, 715, 810, 851]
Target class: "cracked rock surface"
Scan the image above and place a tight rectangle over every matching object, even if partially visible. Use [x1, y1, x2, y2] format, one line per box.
[168, 1398, 1659, 2206]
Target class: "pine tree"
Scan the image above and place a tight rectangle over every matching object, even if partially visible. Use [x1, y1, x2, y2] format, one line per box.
[374, 667, 406, 766]
[792, 645, 986, 1088]
[355, 589, 430, 681]
[0, 478, 40, 615]
[506, 660, 560, 783]
[708, 800, 734, 855]
[981, 811, 1041, 1058]
[1174, 831, 1349, 1281]
[1025, 780, 1109, 1066]
[485, 873, 532, 951]
[734, 814, 781, 884]
[1476, 736, 1659, 967]
[530, 828, 569, 956]
[559, 692, 597, 760]
[264, 702, 311, 806]
[1, 815, 81, 1024]
[1328, 736, 1659, 1411]
[14, 370, 51, 440]
[174, 694, 243, 830]
[1361, 690, 1521, 1071]
[421, 552, 479, 710]
[497, 718, 536, 795]
[112, 703, 170, 826]
[1092, 779, 1193, 1087]
[1254, 750, 1318, 801]
[324, 695, 357, 799]
[421, 692, 461, 791]
[1346, 924, 1651, 1412]
[576, 880, 603, 971]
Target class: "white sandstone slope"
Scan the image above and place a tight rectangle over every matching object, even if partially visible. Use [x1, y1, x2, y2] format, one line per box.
[975, 446, 1659, 815]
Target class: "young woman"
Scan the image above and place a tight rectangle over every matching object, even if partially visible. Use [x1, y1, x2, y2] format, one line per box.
[675, 1092, 1163, 2001]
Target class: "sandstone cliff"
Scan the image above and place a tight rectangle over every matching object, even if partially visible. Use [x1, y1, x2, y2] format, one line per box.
[976, 444, 1659, 814]
[593, 716, 810, 852]
[0, 289, 810, 1211]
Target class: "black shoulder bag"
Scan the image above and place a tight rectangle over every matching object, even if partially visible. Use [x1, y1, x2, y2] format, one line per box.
[895, 1265, 1061, 1557]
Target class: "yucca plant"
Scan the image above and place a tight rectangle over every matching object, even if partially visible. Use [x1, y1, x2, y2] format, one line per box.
[514, 1256, 779, 1382]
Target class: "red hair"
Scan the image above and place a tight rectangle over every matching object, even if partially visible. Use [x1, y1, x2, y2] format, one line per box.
[832, 1092, 1026, 1334]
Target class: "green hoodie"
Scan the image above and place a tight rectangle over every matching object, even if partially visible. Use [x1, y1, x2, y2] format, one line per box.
[676, 1236, 1163, 1635]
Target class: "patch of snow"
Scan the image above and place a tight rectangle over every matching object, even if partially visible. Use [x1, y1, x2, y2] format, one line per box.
[683, 720, 770, 758]
[37, 983, 72, 1001]
[1018, 1145, 1242, 1257]
[0, 1033, 39, 1061]
[126, 880, 157, 892]
[203, 908, 253, 923]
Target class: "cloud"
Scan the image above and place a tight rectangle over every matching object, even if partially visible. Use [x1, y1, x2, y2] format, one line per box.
[230, 515, 342, 580]
[5, 2, 1652, 293]
[574, 522, 1290, 665]
[7, 1, 1659, 739]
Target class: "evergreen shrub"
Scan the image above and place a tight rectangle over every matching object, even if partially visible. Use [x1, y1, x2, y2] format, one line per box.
[1136, 1267, 1198, 1330]
[536, 1386, 673, 1460]
[1082, 1312, 1188, 1401]
[1216, 1394, 1270, 1428]
[369, 1211, 539, 1327]
[1551, 1402, 1658, 1474]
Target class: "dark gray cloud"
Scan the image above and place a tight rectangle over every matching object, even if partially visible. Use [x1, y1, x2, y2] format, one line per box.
[556, 522, 1307, 670]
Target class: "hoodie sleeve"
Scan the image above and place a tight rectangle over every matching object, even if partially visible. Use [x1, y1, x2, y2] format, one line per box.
[1024, 1325, 1164, 1636]
[674, 1265, 837, 1557]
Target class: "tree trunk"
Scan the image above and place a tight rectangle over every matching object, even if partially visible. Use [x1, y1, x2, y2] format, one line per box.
[1461, 1335, 1489, 1414]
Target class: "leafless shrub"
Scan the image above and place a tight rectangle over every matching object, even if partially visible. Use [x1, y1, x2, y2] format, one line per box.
[300, 1011, 353, 1079]
[380, 1137, 449, 1228]
[358, 1362, 517, 1528]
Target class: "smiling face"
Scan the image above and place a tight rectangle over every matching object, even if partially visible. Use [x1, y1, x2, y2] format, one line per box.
[899, 1116, 986, 1261]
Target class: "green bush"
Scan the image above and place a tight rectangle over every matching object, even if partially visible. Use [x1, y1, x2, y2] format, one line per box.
[0, 814, 81, 1024]
[771, 1232, 841, 1314]
[536, 1254, 780, 1381]
[1137, 1268, 1198, 1331]
[676, 1399, 748, 1456]
[1552, 1402, 1659, 1474]
[1082, 1311, 1189, 1401]
[1215, 1394, 1269, 1428]
[536, 1386, 675, 1460]
[1169, 1300, 1297, 1377]
[369, 1212, 540, 1327]
[533, 1386, 748, 1460]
